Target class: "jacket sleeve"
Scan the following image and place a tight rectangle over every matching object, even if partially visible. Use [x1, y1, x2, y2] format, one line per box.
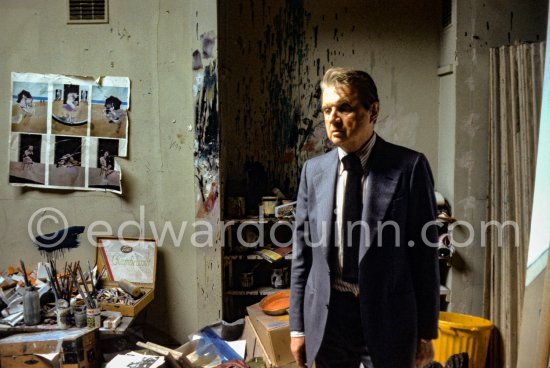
[407, 153, 440, 340]
[289, 161, 313, 333]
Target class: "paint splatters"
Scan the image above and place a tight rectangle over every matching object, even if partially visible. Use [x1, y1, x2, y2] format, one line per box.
[201, 31, 216, 58]
[177, 132, 186, 144]
[194, 25, 219, 218]
[169, 139, 184, 152]
[486, 21, 490, 31]
[326, 48, 330, 62]
[333, 28, 338, 41]
[510, 11, 514, 30]
[192, 50, 203, 70]
[313, 26, 318, 48]
[316, 57, 321, 76]
[117, 27, 131, 40]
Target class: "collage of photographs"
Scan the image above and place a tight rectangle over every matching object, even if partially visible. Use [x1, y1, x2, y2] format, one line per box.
[8, 73, 129, 193]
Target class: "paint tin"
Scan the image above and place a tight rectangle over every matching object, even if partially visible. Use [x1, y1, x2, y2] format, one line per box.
[57, 306, 70, 329]
[74, 306, 87, 328]
[23, 286, 41, 326]
[227, 196, 246, 218]
[239, 272, 254, 289]
[262, 196, 278, 217]
[86, 307, 101, 328]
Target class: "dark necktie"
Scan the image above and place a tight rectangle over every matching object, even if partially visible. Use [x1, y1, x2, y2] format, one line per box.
[341, 153, 363, 283]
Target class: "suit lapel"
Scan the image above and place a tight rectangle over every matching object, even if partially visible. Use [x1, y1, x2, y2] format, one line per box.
[359, 138, 401, 262]
[313, 150, 338, 261]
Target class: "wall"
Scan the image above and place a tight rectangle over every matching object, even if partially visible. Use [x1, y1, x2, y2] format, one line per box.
[219, 0, 441, 202]
[0, 0, 203, 343]
[449, 0, 548, 316]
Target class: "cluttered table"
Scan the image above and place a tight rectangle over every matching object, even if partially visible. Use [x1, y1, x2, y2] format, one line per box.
[1, 237, 156, 331]
[0, 315, 134, 337]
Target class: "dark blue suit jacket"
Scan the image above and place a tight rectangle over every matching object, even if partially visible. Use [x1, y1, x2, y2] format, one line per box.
[289, 137, 440, 368]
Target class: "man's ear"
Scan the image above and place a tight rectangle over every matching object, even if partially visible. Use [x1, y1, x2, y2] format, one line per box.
[370, 101, 380, 123]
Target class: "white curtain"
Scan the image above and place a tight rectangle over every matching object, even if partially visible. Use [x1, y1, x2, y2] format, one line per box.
[485, 42, 545, 368]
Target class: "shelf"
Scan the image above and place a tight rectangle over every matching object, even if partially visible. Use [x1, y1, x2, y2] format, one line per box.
[227, 285, 450, 299]
[225, 286, 286, 296]
[224, 218, 270, 224]
[224, 254, 292, 261]
[224, 217, 293, 224]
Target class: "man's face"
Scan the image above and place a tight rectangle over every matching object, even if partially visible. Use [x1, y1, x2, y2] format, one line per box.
[322, 86, 378, 153]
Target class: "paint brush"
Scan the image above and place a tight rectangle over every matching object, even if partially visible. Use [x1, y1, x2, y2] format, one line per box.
[88, 261, 96, 296]
[70, 272, 91, 309]
[45, 265, 59, 300]
[49, 260, 63, 299]
[19, 260, 30, 287]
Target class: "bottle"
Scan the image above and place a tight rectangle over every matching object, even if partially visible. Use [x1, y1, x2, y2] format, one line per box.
[23, 286, 41, 326]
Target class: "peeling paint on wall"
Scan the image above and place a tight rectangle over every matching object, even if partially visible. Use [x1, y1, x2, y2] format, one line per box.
[193, 11, 223, 327]
[194, 31, 219, 218]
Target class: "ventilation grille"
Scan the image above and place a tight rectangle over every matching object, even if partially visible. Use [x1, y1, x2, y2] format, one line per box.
[68, 0, 108, 24]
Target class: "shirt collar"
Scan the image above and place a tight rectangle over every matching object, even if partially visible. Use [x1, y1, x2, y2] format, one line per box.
[338, 133, 377, 174]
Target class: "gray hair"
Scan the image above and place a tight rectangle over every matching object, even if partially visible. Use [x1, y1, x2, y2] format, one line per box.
[321, 67, 379, 110]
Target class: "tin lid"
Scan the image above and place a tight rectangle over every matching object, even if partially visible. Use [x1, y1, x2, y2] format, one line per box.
[96, 237, 157, 288]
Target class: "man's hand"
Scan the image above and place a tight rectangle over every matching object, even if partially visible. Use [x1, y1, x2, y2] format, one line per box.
[290, 336, 307, 367]
[415, 339, 434, 368]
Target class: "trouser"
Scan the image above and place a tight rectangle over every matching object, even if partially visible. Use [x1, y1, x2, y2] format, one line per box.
[315, 290, 374, 368]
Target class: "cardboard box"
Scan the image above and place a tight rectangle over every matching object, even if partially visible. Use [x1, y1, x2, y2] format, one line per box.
[246, 303, 294, 367]
[96, 237, 157, 316]
[243, 316, 298, 368]
[0, 328, 98, 368]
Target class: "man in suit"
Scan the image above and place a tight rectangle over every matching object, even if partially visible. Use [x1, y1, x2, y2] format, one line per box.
[289, 67, 440, 368]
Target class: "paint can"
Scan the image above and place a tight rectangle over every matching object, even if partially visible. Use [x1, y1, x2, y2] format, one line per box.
[262, 196, 278, 217]
[23, 286, 41, 326]
[86, 307, 101, 328]
[239, 272, 254, 289]
[74, 306, 87, 328]
[56, 299, 70, 329]
[227, 196, 246, 218]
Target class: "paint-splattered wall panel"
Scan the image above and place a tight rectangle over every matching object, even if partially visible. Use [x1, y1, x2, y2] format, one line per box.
[219, 0, 308, 204]
[219, 0, 441, 207]
[303, 0, 441, 167]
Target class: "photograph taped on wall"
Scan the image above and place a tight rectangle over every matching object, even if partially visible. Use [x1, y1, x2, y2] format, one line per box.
[8, 72, 129, 193]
